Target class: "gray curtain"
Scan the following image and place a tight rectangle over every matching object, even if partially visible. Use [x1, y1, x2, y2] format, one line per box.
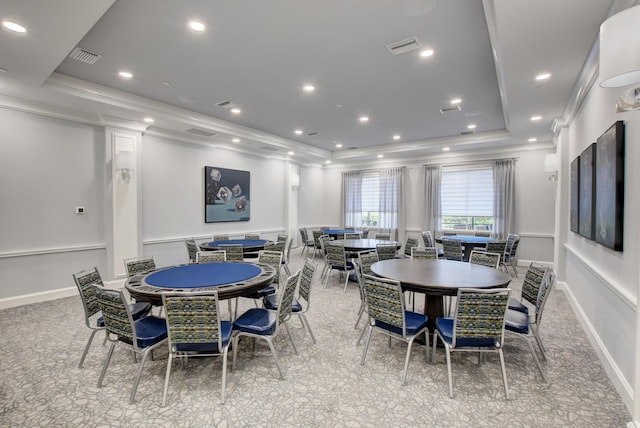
[493, 159, 516, 239]
[378, 167, 404, 243]
[341, 170, 363, 228]
[423, 164, 442, 235]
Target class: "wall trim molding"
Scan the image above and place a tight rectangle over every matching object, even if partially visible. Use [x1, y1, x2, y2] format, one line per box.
[564, 243, 636, 309]
[0, 286, 78, 310]
[143, 229, 287, 246]
[0, 243, 106, 259]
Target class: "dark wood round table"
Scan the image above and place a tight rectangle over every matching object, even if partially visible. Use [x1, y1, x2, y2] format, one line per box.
[371, 258, 511, 331]
[125, 262, 276, 305]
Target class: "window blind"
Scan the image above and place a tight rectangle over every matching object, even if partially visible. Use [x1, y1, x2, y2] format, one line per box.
[441, 168, 493, 216]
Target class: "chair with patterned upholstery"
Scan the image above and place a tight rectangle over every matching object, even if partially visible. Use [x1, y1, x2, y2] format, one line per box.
[484, 240, 508, 258]
[354, 252, 379, 338]
[299, 227, 315, 257]
[474, 230, 492, 238]
[219, 244, 244, 262]
[376, 243, 397, 261]
[403, 236, 420, 258]
[361, 275, 429, 385]
[213, 234, 230, 241]
[360, 228, 370, 239]
[505, 269, 556, 382]
[232, 269, 301, 379]
[277, 234, 288, 243]
[422, 230, 444, 257]
[161, 291, 232, 406]
[265, 240, 285, 253]
[442, 230, 457, 236]
[264, 259, 318, 344]
[344, 232, 362, 240]
[374, 232, 391, 240]
[503, 234, 521, 277]
[124, 256, 157, 278]
[311, 230, 325, 259]
[441, 237, 463, 261]
[324, 241, 356, 292]
[469, 250, 501, 269]
[244, 233, 261, 240]
[185, 239, 200, 263]
[411, 247, 438, 259]
[72, 267, 152, 368]
[93, 285, 168, 404]
[196, 250, 226, 263]
[432, 287, 511, 399]
[506, 263, 548, 316]
[281, 238, 294, 276]
[318, 234, 333, 282]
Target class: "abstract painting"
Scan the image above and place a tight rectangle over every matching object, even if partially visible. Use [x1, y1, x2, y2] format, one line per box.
[204, 166, 250, 222]
[578, 144, 595, 240]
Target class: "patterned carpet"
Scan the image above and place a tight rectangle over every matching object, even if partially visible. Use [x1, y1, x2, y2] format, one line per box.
[0, 250, 631, 427]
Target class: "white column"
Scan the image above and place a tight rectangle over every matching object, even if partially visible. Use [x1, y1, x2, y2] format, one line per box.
[286, 162, 300, 246]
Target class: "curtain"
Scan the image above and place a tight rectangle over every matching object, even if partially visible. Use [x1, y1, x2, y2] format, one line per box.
[423, 164, 442, 235]
[341, 170, 363, 228]
[493, 159, 516, 239]
[378, 167, 404, 242]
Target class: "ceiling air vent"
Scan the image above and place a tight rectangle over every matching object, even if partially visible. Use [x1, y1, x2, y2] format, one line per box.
[307, 132, 319, 136]
[68, 47, 101, 64]
[186, 128, 216, 137]
[460, 131, 475, 135]
[386, 37, 421, 55]
[261, 146, 280, 152]
[439, 105, 462, 114]
[215, 100, 238, 109]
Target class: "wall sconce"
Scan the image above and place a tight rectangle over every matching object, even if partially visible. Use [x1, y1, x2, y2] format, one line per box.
[291, 174, 300, 191]
[599, 5, 640, 111]
[543, 153, 558, 182]
[115, 150, 134, 182]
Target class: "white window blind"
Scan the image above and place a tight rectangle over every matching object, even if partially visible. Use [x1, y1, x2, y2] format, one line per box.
[441, 168, 493, 216]
[361, 173, 379, 211]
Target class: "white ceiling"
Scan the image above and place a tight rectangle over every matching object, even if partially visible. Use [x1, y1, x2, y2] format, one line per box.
[0, 0, 628, 167]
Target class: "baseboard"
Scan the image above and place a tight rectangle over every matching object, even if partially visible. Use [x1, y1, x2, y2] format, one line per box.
[0, 286, 78, 310]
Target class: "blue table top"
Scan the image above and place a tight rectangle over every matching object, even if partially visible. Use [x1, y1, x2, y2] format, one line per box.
[441, 235, 492, 244]
[322, 229, 357, 235]
[145, 262, 262, 288]
[203, 239, 267, 248]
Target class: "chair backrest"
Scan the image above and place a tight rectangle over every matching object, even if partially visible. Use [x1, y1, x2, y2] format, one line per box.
[441, 238, 463, 261]
[535, 271, 556, 326]
[361, 228, 370, 239]
[453, 288, 510, 348]
[196, 250, 226, 263]
[469, 250, 501, 269]
[374, 232, 391, 240]
[277, 234, 288, 242]
[93, 285, 136, 344]
[185, 239, 199, 263]
[442, 230, 457, 236]
[505, 234, 519, 257]
[318, 235, 332, 262]
[265, 240, 285, 253]
[404, 236, 420, 257]
[474, 231, 491, 237]
[507, 235, 520, 258]
[521, 263, 549, 307]
[326, 242, 348, 268]
[411, 247, 438, 259]
[312, 230, 324, 248]
[297, 259, 317, 307]
[244, 233, 261, 240]
[276, 270, 302, 328]
[344, 232, 362, 239]
[358, 251, 379, 276]
[213, 234, 230, 241]
[421, 230, 435, 247]
[453, 224, 467, 230]
[376, 243, 397, 260]
[219, 244, 243, 262]
[284, 238, 294, 263]
[72, 267, 104, 322]
[486, 240, 507, 254]
[124, 256, 156, 277]
[162, 292, 223, 351]
[363, 275, 407, 337]
[299, 227, 310, 243]
[258, 250, 283, 283]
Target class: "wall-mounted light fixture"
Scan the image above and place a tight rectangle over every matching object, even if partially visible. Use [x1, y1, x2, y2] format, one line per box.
[543, 153, 558, 182]
[599, 5, 640, 111]
[291, 173, 300, 191]
[115, 150, 134, 182]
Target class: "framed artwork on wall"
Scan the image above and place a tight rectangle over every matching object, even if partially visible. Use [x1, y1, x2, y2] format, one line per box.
[578, 144, 596, 240]
[594, 121, 625, 251]
[570, 157, 580, 234]
[204, 166, 250, 223]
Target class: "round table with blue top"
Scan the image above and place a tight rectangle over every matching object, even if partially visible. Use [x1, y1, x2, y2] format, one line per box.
[435, 234, 493, 260]
[125, 262, 276, 305]
[322, 229, 357, 239]
[199, 239, 270, 258]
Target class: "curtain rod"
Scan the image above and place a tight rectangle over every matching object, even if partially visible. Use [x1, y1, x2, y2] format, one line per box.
[341, 166, 406, 174]
[422, 157, 518, 167]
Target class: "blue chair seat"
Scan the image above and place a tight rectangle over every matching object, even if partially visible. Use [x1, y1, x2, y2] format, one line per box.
[175, 321, 233, 352]
[119, 316, 168, 348]
[233, 308, 277, 336]
[330, 261, 355, 271]
[435, 317, 498, 348]
[504, 309, 530, 334]
[507, 297, 529, 314]
[263, 295, 302, 312]
[375, 311, 427, 336]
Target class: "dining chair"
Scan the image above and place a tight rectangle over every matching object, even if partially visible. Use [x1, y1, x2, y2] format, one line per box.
[374, 232, 391, 240]
[503, 234, 521, 277]
[219, 244, 244, 262]
[244, 233, 261, 240]
[318, 234, 333, 282]
[361, 275, 429, 385]
[505, 269, 556, 382]
[360, 228, 370, 239]
[422, 230, 444, 257]
[468, 250, 501, 269]
[311, 229, 325, 259]
[484, 240, 508, 259]
[432, 287, 511, 399]
[299, 227, 315, 257]
[72, 267, 152, 368]
[185, 239, 199, 263]
[124, 256, 156, 277]
[354, 251, 379, 331]
[441, 237, 463, 261]
[161, 291, 232, 406]
[196, 250, 226, 263]
[92, 285, 168, 404]
[213, 234, 230, 241]
[411, 247, 438, 259]
[277, 233, 288, 242]
[264, 259, 318, 344]
[324, 241, 356, 292]
[282, 238, 294, 276]
[403, 236, 420, 258]
[232, 269, 301, 379]
[344, 232, 362, 239]
[376, 243, 397, 261]
[474, 230, 492, 237]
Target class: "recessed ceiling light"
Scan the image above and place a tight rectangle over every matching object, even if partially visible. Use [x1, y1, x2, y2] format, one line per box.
[143, 117, 154, 123]
[535, 72, 551, 81]
[451, 98, 462, 105]
[419, 48, 434, 58]
[336, 104, 343, 108]
[359, 116, 369, 123]
[2, 21, 26, 33]
[377, 154, 384, 159]
[232, 138, 240, 143]
[303, 84, 315, 92]
[325, 160, 331, 164]
[467, 124, 477, 130]
[294, 129, 303, 135]
[230, 108, 242, 114]
[528, 137, 537, 143]
[442, 147, 450, 152]
[288, 151, 294, 156]
[530, 115, 542, 121]
[188, 20, 205, 32]
[393, 135, 401, 141]
[335, 143, 343, 148]
[118, 71, 133, 79]
[163, 81, 171, 86]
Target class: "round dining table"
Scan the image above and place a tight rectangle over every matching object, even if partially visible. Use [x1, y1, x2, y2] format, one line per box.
[330, 238, 401, 253]
[199, 239, 270, 252]
[435, 234, 493, 260]
[125, 262, 276, 305]
[322, 229, 357, 239]
[370, 258, 511, 331]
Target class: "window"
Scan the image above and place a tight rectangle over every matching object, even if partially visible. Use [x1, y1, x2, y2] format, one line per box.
[343, 169, 401, 229]
[441, 167, 493, 230]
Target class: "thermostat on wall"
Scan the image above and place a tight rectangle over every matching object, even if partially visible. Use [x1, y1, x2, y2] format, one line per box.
[75, 207, 85, 214]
